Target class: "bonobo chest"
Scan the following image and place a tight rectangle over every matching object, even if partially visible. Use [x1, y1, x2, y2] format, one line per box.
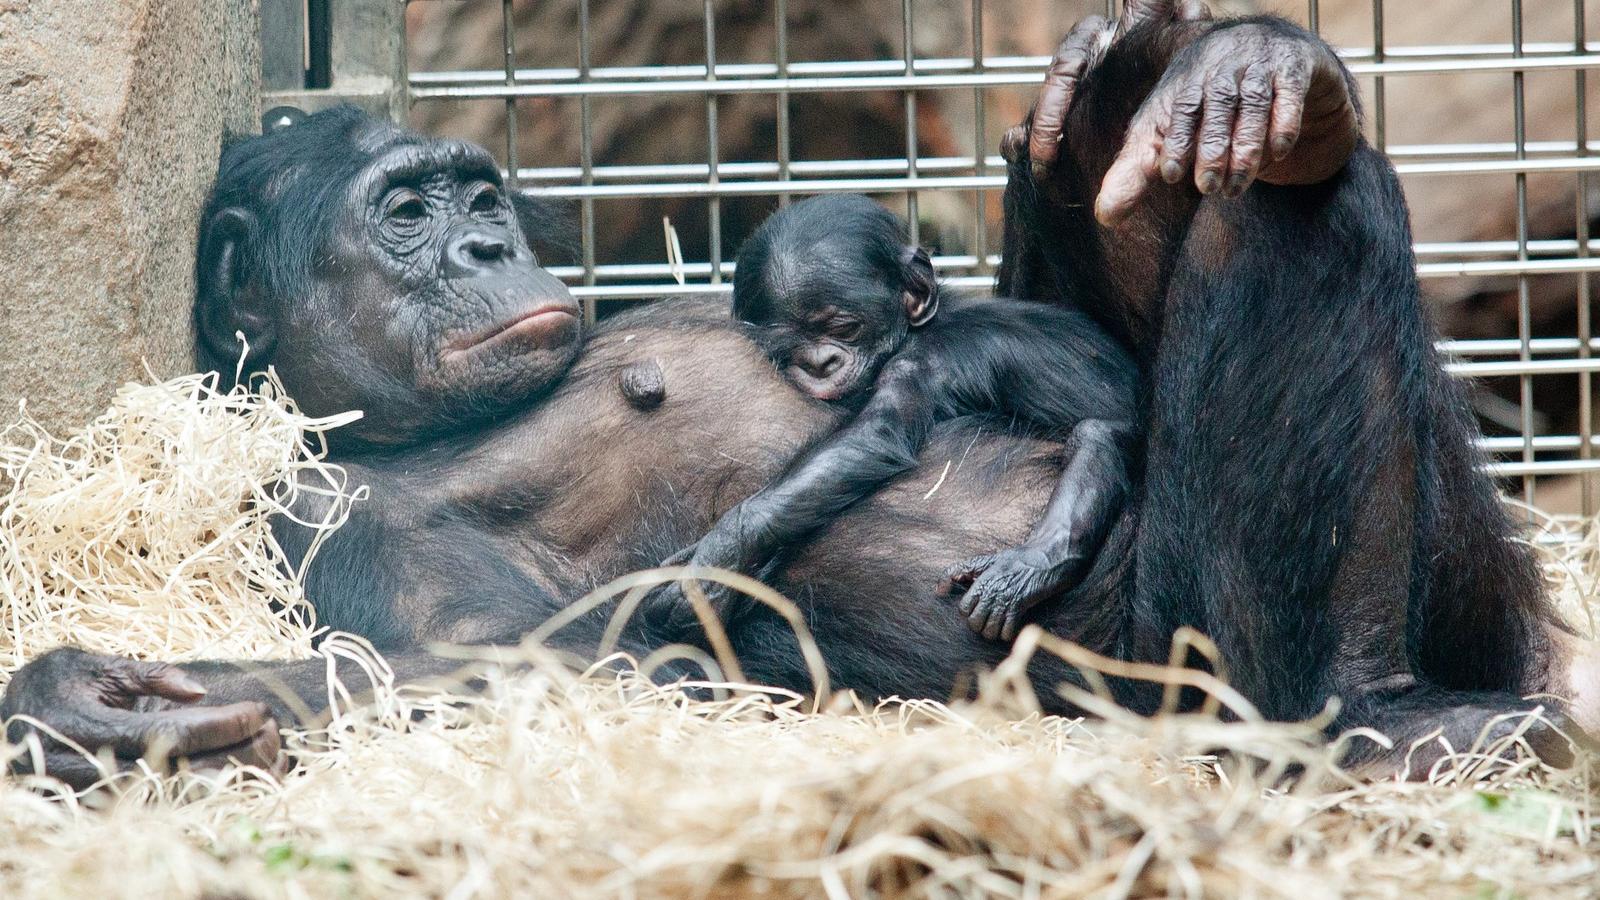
[438, 298, 844, 581]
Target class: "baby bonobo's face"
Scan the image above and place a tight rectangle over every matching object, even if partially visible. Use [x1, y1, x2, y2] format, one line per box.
[733, 194, 937, 402]
[738, 274, 905, 403]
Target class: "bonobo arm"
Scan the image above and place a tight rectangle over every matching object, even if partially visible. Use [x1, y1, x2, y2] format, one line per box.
[0, 470, 602, 789]
[645, 355, 943, 632]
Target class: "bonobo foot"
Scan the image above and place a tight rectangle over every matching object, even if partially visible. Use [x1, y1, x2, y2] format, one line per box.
[1, 647, 286, 789]
[1339, 682, 1581, 780]
[938, 545, 1088, 642]
[641, 542, 752, 637]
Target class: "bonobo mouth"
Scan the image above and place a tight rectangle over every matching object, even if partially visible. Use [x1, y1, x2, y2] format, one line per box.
[440, 301, 581, 365]
[785, 366, 858, 402]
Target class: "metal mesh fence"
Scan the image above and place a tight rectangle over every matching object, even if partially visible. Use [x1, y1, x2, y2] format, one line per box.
[402, 1, 1600, 515]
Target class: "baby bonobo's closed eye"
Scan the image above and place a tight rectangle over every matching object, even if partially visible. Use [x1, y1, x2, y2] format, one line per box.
[900, 246, 940, 327]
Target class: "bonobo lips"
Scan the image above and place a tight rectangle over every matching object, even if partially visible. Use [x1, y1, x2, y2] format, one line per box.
[441, 302, 580, 364]
[786, 366, 855, 402]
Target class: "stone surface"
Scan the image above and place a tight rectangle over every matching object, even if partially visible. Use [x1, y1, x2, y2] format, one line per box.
[0, 0, 258, 432]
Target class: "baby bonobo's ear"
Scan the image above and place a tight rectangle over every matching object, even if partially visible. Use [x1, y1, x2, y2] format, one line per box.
[900, 246, 940, 327]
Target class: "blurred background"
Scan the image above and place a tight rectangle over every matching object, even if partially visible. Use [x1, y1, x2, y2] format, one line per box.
[383, 1, 1600, 515]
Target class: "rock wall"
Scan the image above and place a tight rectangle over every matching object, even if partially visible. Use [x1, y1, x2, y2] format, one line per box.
[0, 0, 258, 432]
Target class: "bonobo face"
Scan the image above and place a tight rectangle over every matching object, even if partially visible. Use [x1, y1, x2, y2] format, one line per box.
[737, 272, 904, 403]
[195, 110, 582, 448]
[732, 194, 939, 403]
[326, 139, 581, 416]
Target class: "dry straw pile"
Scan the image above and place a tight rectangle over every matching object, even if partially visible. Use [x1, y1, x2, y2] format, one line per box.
[0, 373, 1596, 898]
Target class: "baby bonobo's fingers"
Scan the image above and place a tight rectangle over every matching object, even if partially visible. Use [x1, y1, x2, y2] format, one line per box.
[937, 554, 995, 604]
[1028, 16, 1109, 181]
[1224, 62, 1275, 197]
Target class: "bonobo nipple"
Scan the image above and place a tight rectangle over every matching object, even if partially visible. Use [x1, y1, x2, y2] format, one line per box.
[619, 359, 667, 410]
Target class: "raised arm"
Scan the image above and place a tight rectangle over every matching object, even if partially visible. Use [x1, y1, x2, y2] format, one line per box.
[1019, 1, 1358, 223]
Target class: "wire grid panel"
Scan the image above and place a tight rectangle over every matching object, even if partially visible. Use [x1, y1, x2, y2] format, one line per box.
[407, 1, 1598, 510]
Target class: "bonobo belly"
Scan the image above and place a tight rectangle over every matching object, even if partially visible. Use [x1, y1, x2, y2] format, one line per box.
[443, 298, 1093, 700]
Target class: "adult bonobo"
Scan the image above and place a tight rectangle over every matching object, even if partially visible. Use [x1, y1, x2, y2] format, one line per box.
[4, 2, 1596, 786]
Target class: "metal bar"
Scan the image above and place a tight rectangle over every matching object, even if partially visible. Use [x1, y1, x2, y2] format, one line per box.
[413, 42, 1600, 89]
[1577, 0, 1594, 515]
[1513, 0, 1536, 509]
[413, 54, 1600, 101]
[902, 0, 919, 245]
[416, 54, 1600, 102]
[1372, 0, 1386, 150]
[580, 0, 596, 324]
[1444, 358, 1600, 377]
[706, 0, 722, 286]
[971, 0, 987, 279]
[506, 152, 1600, 185]
[501, 0, 518, 189]
[775, 0, 791, 207]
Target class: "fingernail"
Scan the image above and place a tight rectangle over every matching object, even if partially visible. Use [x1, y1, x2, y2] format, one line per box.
[1160, 159, 1184, 184]
[1197, 171, 1222, 194]
[174, 671, 208, 696]
[1271, 135, 1295, 160]
[1224, 173, 1249, 198]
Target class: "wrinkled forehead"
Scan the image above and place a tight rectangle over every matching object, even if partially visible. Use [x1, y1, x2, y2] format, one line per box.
[347, 127, 503, 199]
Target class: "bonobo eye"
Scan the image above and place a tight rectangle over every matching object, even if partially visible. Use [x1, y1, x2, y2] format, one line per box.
[468, 184, 501, 215]
[826, 318, 864, 343]
[384, 189, 427, 222]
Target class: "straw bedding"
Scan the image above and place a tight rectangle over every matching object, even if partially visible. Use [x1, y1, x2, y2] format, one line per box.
[0, 373, 1595, 898]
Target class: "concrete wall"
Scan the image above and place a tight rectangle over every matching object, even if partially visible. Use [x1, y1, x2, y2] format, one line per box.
[0, 0, 259, 431]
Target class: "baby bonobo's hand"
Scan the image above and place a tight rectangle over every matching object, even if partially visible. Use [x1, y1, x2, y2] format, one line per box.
[938, 544, 1091, 642]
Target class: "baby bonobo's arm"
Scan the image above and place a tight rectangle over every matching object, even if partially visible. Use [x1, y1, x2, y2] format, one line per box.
[644, 355, 944, 633]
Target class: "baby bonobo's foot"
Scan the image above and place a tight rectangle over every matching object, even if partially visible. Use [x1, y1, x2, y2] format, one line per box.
[938, 546, 1087, 641]
[642, 542, 746, 637]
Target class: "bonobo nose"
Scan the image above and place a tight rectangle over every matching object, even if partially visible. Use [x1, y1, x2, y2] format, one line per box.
[799, 345, 846, 378]
[445, 227, 517, 276]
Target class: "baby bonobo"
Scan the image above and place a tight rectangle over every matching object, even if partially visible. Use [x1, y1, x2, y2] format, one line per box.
[648, 194, 1139, 641]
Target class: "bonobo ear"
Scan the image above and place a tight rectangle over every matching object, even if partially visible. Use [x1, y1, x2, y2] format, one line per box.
[900, 246, 940, 327]
[195, 207, 275, 378]
[508, 190, 578, 267]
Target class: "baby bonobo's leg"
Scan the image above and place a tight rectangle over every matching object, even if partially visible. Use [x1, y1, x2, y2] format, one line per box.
[939, 418, 1133, 641]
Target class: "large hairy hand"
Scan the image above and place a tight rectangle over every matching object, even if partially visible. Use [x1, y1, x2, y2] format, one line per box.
[2, 647, 284, 789]
[1016, 0, 1359, 226]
